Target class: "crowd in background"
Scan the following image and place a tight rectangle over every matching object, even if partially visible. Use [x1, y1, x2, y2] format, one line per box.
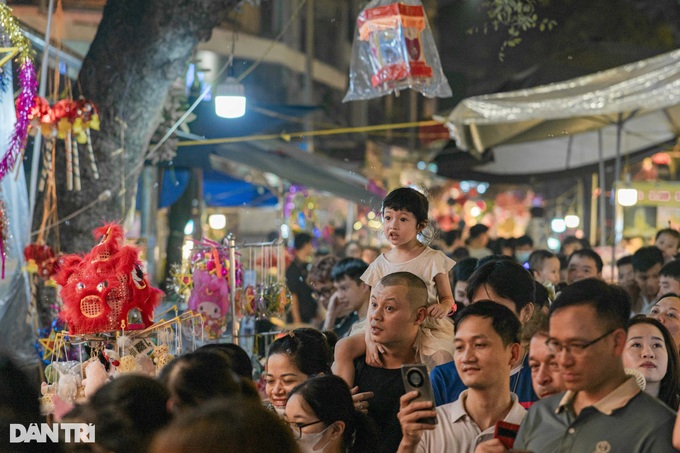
[3, 186, 680, 452]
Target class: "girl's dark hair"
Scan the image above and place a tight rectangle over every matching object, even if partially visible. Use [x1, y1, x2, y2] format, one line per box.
[159, 350, 258, 411]
[627, 316, 680, 409]
[266, 328, 335, 376]
[289, 375, 378, 453]
[88, 375, 172, 453]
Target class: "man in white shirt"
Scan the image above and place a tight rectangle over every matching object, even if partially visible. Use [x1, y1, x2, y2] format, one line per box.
[396, 301, 526, 453]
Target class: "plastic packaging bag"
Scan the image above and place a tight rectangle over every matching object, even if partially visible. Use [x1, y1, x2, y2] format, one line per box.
[343, 0, 452, 101]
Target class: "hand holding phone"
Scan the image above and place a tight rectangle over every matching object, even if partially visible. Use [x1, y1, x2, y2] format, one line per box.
[493, 421, 520, 449]
[401, 364, 437, 425]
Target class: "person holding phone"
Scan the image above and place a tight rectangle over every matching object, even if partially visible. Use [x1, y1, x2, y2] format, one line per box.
[396, 301, 527, 453]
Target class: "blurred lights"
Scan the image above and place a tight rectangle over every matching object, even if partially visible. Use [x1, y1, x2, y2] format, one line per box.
[617, 187, 638, 207]
[208, 214, 227, 230]
[184, 220, 194, 236]
[470, 206, 482, 217]
[564, 214, 580, 229]
[280, 224, 290, 239]
[182, 241, 194, 260]
[460, 181, 470, 193]
[353, 221, 363, 231]
[368, 219, 383, 230]
[551, 218, 566, 233]
[367, 211, 376, 220]
[417, 161, 427, 170]
[547, 237, 561, 251]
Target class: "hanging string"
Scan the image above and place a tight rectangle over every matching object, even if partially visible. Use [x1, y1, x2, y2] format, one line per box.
[176, 120, 441, 147]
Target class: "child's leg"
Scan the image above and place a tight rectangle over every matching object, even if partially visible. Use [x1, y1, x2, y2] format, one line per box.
[332, 333, 367, 386]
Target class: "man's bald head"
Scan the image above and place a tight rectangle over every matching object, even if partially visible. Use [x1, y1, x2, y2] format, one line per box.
[377, 272, 428, 311]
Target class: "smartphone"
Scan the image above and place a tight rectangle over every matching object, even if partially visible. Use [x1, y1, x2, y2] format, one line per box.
[494, 421, 520, 449]
[400, 364, 437, 425]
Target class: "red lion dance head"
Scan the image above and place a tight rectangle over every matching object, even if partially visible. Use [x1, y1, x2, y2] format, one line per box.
[53, 223, 163, 334]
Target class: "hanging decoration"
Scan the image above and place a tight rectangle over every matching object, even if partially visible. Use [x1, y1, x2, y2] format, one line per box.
[53, 223, 163, 334]
[0, 3, 36, 182]
[174, 238, 243, 340]
[343, 0, 451, 101]
[236, 240, 291, 321]
[284, 185, 319, 234]
[26, 96, 101, 192]
[24, 243, 58, 280]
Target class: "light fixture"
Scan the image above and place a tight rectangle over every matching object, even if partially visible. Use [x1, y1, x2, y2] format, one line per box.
[551, 218, 566, 233]
[565, 214, 580, 229]
[208, 214, 227, 230]
[547, 237, 561, 251]
[616, 173, 638, 207]
[215, 76, 246, 118]
[616, 186, 638, 207]
[184, 219, 194, 236]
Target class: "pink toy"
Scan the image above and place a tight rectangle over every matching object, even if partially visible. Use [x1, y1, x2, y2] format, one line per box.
[188, 269, 229, 339]
[82, 360, 109, 399]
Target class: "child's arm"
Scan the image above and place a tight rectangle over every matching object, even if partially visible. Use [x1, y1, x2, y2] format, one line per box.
[428, 273, 455, 318]
[673, 410, 680, 449]
[332, 333, 366, 386]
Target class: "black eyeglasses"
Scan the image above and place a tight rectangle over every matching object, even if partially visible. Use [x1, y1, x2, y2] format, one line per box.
[288, 420, 324, 440]
[545, 328, 617, 356]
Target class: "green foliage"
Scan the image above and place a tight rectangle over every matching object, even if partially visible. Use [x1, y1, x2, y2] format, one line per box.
[467, 0, 558, 61]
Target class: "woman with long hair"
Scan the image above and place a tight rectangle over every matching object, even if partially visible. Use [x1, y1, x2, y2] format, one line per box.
[623, 315, 680, 409]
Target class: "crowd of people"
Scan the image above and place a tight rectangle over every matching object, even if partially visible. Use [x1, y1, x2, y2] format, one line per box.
[4, 186, 680, 452]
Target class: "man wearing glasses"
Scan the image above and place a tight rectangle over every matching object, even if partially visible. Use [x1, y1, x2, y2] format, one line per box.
[513, 278, 677, 452]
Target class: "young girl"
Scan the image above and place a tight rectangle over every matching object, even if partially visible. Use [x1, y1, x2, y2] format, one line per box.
[334, 187, 456, 385]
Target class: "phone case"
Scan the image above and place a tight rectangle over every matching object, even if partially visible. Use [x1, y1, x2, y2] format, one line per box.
[401, 364, 437, 425]
[494, 421, 520, 449]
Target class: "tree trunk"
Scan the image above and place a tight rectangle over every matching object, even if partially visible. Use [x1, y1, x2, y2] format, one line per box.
[55, 0, 239, 253]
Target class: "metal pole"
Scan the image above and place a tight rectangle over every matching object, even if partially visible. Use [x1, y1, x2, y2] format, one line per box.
[611, 116, 624, 279]
[303, 0, 314, 153]
[228, 233, 238, 344]
[28, 0, 56, 226]
[597, 131, 606, 248]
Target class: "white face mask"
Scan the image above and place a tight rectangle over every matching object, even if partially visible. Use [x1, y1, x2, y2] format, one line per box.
[297, 424, 333, 453]
[515, 250, 531, 264]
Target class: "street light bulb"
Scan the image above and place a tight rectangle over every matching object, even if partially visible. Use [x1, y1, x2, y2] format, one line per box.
[617, 187, 638, 207]
[208, 214, 227, 230]
[565, 214, 580, 229]
[215, 77, 246, 119]
[551, 218, 566, 233]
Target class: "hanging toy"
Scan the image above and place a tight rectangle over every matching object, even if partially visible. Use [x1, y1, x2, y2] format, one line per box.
[343, 0, 451, 101]
[53, 223, 163, 334]
[188, 269, 229, 339]
[2, 2, 37, 183]
[0, 199, 9, 279]
[74, 97, 100, 180]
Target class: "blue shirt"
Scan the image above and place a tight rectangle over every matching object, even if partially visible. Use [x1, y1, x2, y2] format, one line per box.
[430, 353, 538, 408]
